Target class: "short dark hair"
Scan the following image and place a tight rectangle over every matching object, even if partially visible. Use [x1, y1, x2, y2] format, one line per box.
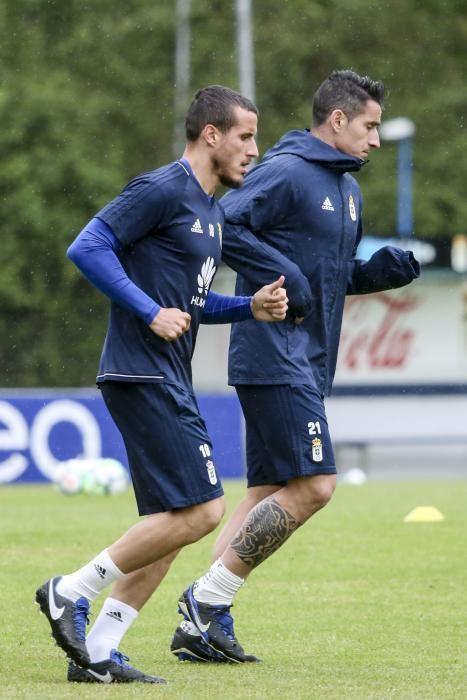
[312, 70, 385, 126]
[185, 85, 258, 142]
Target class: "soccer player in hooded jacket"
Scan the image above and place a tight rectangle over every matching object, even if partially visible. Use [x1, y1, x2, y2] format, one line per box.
[170, 70, 420, 662]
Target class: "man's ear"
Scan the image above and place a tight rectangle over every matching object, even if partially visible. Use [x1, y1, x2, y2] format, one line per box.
[329, 109, 348, 133]
[202, 123, 219, 147]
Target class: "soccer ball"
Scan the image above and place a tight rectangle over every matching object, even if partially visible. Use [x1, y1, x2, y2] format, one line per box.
[341, 467, 368, 486]
[53, 459, 89, 495]
[86, 458, 130, 495]
[53, 458, 129, 496]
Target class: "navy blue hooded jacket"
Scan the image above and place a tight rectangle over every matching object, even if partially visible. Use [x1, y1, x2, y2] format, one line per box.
[221, 130, 420, 396]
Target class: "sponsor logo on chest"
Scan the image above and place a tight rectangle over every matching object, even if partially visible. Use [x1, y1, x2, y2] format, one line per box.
[191, 256, 217, 308]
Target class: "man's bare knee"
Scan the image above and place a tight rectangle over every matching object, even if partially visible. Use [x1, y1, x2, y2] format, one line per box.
[307, 474, 336, 509]
[282, 474, 336, 522]
[181, 496, 225, 543]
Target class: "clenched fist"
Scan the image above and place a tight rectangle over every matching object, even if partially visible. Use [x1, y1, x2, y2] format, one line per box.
[251, 275, 288, 322]
[149, 307, 191, 341]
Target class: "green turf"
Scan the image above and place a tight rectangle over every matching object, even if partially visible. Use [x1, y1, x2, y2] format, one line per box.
[1, 479, 466, 699]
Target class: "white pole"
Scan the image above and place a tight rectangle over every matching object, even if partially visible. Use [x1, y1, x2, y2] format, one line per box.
[235, 0, 255, 102]
[173, 0, 191, 158]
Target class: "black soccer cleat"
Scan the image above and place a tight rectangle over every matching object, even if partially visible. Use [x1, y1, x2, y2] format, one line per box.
[67, 649, 167, 684]
[170, 620, 227, 662]
[178, 584, 261, 664]
[35, 576, 91, 668]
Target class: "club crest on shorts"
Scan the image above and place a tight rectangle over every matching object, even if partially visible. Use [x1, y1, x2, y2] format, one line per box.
[206, 459, 218, 485]
[311, 437, 323, 462]
[349, 194, 357, 222]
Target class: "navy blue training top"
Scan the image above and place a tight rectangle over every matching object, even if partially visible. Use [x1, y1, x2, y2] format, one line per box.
[95, 160, 226, 388]
[221, 130, 420, 395]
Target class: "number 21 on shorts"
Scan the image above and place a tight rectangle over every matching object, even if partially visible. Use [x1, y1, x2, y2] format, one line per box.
[307, 421, 323, 462]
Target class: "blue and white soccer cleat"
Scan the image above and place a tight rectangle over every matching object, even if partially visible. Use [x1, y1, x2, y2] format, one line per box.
[67, 649, 166, 683]
[177, 584, 260, 664]
[170, 620, 227, 662]
[35, 576, 91, 668]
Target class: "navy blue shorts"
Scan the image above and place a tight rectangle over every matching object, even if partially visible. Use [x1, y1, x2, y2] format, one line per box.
[235, 384, 336, 487]
[100, 382, 224, 515]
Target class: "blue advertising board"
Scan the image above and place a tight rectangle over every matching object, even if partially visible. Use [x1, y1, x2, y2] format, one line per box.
[0, 390, 245, 484]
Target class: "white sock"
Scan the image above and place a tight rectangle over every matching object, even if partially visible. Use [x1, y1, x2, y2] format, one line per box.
[193, 559, 244, 606]
[56, 550, 124, 602]
[86, 597, 139, 663]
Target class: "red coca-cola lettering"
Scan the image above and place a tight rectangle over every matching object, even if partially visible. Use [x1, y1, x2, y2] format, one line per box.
[339, 292, 420, 371]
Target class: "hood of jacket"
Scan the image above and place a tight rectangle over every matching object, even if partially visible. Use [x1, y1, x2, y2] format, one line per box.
[262, 129, 366, 173]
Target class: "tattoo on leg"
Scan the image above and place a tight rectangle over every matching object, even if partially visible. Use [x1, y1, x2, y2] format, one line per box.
[230, 496, 299, 569]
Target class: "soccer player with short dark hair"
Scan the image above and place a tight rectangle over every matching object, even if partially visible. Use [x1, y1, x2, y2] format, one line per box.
[170, 70, 420, 661]
[35, 84, 289, 683]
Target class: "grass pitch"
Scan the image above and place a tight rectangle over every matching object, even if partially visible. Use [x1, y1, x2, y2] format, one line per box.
[1, 479, 466, 700]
